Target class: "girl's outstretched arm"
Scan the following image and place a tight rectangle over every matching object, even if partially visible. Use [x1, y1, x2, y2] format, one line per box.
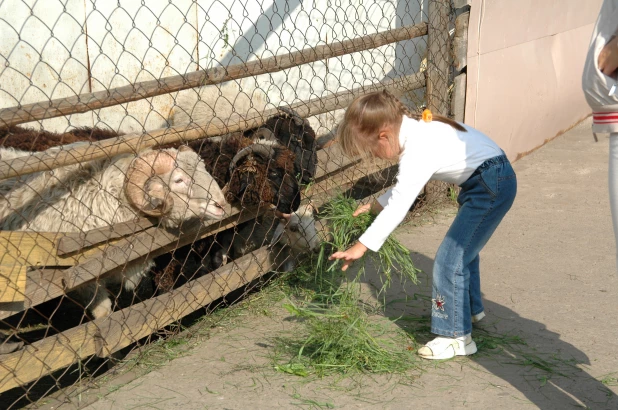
[329, 242, 368, 271]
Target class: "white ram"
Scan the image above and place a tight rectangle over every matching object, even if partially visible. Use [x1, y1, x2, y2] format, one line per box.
[0, 145, 227, 318]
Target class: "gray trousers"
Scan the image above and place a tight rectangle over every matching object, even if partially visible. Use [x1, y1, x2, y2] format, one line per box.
[609, 134, 618, 271]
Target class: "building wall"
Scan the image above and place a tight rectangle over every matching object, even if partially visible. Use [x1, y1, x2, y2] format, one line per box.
[0, 0, 428, 135]
[464, 0, 604, 159]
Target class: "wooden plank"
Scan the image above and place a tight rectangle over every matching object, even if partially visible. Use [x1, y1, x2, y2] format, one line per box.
[0, 230, 128, 304]
[0, 269, 64, 320]
[315, 144, 360, 182]
[0, 23, 428, 128]
[426, 0, 451, 115]
[0, 265, 26, 303]
[450, 73, 467, 123]
[0, 270, 64, 320]
[56, 218, 156, 257]
[0, 232, 119, 267]
[452, 12, 470, 72]
[0, 247, 275, 394]
[61, 203, 267, 292]
[0, 72, 425, 181]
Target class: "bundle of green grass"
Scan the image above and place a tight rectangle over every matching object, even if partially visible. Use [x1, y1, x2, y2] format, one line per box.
[273, 195, 423, 377]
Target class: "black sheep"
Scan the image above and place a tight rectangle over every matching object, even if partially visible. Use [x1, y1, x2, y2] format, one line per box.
[256, 107, 318, 185]
[149, 236, 225, 293]
[187, 133, 301, 215]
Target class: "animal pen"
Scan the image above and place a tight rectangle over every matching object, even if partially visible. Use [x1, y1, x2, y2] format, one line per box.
[0, 0, 470, 407]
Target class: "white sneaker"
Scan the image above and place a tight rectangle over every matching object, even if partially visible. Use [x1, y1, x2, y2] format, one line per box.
[472, 311, 486, 323]
[417, 334, 477, 360]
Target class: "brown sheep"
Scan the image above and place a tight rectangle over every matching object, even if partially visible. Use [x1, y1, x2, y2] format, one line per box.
[0, 125, 122, 151]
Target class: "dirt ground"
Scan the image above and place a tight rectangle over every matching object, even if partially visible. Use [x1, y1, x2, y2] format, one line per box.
[52, 118, 618, 409]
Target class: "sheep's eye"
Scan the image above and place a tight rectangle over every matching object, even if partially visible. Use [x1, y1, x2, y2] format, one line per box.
[174, 178, 184, 184]
[289, 225, 299, 232]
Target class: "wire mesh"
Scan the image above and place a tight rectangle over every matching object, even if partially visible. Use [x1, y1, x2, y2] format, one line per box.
[0, 0, 458, 406]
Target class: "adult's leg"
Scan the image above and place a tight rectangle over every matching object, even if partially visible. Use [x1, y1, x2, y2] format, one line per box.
[609, 134, 618, 272]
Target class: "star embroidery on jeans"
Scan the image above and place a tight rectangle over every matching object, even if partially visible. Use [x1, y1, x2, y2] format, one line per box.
[432, 294, 446, 311]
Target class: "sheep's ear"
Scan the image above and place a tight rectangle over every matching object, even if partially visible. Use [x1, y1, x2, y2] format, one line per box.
[142, 176, 173, 214]
[305, 201, 317, 214]
[270, 219, 287, 248]
[277, 106, 304, 127]
[273, 209, 292, 221]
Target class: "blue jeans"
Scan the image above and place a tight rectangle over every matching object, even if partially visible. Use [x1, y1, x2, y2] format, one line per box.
[431, 154, 517, 337]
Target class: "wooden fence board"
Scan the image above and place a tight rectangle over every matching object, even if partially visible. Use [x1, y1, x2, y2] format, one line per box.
[0, 247, 275, 393]
[451, 73, 467, 123]
[56, 219, 156, 257]
[453, 12, 470, 72]
[0, 73, 424, 181]
[0, 266, 26, 303]
[453, 0, 471, 9]
[426, 0, 451, 115]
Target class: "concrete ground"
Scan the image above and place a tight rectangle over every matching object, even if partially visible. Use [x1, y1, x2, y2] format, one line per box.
[68, 118, 617, 409]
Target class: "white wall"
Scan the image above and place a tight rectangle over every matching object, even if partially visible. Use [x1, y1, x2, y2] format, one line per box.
[0, 0, 429, 136]
[464, 0, 603, 159]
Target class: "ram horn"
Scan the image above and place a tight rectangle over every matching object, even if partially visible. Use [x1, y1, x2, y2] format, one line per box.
[276, 106, 304, 127]
[229, 141, 280, 173]
[125, 150, 176, 217]
[251, 127, 277, 143]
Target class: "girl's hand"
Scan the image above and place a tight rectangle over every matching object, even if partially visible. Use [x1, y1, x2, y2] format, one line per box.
[353, 203, 372, 216]
[599, 36, 618, 76]
[353, 200, 384, 217]
[329, 242, 368, 272]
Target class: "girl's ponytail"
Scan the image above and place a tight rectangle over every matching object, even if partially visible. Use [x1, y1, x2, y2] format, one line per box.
[381, 89, 467, 132]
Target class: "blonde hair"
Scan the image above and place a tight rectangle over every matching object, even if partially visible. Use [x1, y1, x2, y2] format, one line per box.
[336, 90, 466, 158]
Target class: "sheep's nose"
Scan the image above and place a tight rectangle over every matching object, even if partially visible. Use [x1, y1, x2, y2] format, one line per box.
[312, 246, 321, 254]
[212, 201, 226, 212]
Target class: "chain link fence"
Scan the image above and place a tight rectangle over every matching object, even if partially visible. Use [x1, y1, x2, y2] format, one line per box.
[0, 0, 459, 407]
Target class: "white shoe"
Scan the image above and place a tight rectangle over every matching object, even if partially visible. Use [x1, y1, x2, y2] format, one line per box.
[417, 335, 477, 360]
[472, 311, 486, 323]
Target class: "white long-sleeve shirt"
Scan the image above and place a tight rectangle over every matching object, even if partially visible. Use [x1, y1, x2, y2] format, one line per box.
[358, 116, 503, 252]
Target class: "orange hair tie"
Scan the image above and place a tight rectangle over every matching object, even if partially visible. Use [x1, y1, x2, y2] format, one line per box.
[422, 109, 433, 123]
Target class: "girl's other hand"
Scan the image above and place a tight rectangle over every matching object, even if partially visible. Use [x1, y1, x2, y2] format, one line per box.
[353, 200, 384, 217]
[329, 242, 368, 271]
[599, 36, 618, 77]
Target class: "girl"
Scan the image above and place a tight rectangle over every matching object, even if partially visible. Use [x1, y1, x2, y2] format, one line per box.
[329, 90, 517, 360]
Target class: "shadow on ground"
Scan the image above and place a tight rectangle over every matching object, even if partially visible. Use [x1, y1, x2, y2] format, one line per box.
[361, 250, 617, 409]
